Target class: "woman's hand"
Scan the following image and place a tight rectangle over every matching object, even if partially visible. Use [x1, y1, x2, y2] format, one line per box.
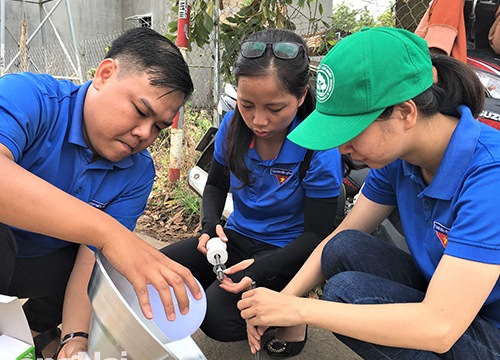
[245, 321, 267, 354]
[239, 288, 303, 353]
[238, 287, 302, 328]
[197, 224, 227, 255]
[219, 259, 255, 293]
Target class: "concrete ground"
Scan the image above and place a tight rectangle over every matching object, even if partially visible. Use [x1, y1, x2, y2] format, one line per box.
[138, 232, 362, 360]
[191, 326, 361, 360]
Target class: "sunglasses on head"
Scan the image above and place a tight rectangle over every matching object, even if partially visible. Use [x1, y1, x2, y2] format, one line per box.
[240, 41, 304, 60]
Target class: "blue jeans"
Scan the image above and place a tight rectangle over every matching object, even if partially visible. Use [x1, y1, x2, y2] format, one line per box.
[320, 229, 500, 360]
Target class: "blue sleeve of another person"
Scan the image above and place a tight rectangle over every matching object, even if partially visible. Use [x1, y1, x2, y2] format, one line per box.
[301, 148, 343, 198]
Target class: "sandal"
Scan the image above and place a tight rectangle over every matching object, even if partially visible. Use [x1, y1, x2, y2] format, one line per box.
[33, 327, 61, 359]
[265, 325, 308, 358]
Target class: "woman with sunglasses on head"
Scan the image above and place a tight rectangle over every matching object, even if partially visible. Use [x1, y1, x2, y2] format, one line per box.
[238, 27, 500, 359]
[161, 28, 343, 357]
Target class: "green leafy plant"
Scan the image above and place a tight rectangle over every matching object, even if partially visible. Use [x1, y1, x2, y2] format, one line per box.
[166, 1, 398, 80]
[172, 179, 201, 222]
[319, 3, 395, 55]
[167, 0, 324, 82]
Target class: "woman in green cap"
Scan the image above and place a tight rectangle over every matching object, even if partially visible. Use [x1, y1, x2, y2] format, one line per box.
[237, 27, 500, 359]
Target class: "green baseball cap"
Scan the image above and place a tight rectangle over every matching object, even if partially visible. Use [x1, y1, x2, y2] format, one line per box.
[288, 27, 434, 150]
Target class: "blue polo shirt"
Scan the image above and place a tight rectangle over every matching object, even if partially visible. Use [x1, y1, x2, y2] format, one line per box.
[0, 72, 155, 257]
[362, 105, 500, 329]
[214, 111, 343, 248]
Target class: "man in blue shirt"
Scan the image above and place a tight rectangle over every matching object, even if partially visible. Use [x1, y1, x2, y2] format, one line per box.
[0, 27, 201, 358]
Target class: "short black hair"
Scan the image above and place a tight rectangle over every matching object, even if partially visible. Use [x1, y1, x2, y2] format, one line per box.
[105, 27, 193, 99]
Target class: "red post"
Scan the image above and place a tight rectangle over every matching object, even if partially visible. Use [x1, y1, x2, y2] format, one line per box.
[177, 2, 190, 49]
[168, 1, 190, 183]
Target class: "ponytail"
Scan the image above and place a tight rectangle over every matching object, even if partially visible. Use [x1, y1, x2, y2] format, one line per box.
[413, 54, 485, 118]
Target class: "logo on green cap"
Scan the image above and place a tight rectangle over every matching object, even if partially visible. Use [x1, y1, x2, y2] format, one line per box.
[316, 64, 334, 103]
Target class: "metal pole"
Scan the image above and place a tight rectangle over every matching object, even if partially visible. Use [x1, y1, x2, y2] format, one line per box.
[39, 2, 79, 78]
[213, 0, 220, 127]
[168, 0, 190, 183]
[1, 0, 5, 76]
[39, 0, 47, 71]
[65, 0, 82, 82]
[5, 0, 64, 73]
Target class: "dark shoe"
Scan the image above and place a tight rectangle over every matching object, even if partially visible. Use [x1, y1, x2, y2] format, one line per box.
[34, 327, 61, 359]
[265, 326, 308, 358]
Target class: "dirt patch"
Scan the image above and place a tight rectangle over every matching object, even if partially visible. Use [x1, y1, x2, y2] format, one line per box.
[134, 200, 201, 247]
[135, 110, 210, 247]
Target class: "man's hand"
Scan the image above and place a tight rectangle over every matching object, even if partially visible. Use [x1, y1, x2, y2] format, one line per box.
[56, 337, 88, 360]
[101, 233, 202, 321]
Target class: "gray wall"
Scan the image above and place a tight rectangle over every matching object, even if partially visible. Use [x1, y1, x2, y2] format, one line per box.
[1, 0, 179, 48]
[1, 0, 333, 108]
[3, 0, 120, 48]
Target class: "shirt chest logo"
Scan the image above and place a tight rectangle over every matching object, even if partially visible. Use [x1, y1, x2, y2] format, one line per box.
[433, 221, 450, 248]
[270, 168, 293, 185]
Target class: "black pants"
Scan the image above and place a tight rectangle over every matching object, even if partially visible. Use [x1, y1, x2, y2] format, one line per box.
[0, 223, 79, 332]
[161, 229, 287, 342]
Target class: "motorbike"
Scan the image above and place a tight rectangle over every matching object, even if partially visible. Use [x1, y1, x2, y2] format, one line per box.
[466, 0, 500, 128]
[187, 83, 236, 222]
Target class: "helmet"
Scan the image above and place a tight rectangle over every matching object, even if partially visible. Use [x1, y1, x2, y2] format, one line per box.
[217, 83, 237, 117]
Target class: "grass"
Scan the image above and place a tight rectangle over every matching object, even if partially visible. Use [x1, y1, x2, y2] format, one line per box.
[138, 106, 214, 240]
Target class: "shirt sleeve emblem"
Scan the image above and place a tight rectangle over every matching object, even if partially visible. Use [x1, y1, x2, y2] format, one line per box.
[433, 221, 450, 249]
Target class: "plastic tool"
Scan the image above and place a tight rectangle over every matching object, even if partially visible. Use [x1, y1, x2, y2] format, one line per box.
[206, 237, 228, 281]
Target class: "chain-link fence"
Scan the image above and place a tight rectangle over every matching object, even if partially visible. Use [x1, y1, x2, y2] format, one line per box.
[4, 0, 432, 111]
[4, 28, 122, 82]
[188, 0, 431, 111]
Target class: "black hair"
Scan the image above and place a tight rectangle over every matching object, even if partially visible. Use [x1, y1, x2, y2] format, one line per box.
[379, 54, 485, 120]
[105, 27, 193, 100]
[416, 54, 484, 117]
[226, 28, 314, 185]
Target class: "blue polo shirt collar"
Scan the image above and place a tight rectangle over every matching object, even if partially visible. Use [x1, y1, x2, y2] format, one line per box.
[67, 80, 134, 169]
[403, 105, 480, 200]
[247, 115, 306, 163]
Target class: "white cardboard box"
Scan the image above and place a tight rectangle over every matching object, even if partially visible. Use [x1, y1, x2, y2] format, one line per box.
[0, 295, 35, 360]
